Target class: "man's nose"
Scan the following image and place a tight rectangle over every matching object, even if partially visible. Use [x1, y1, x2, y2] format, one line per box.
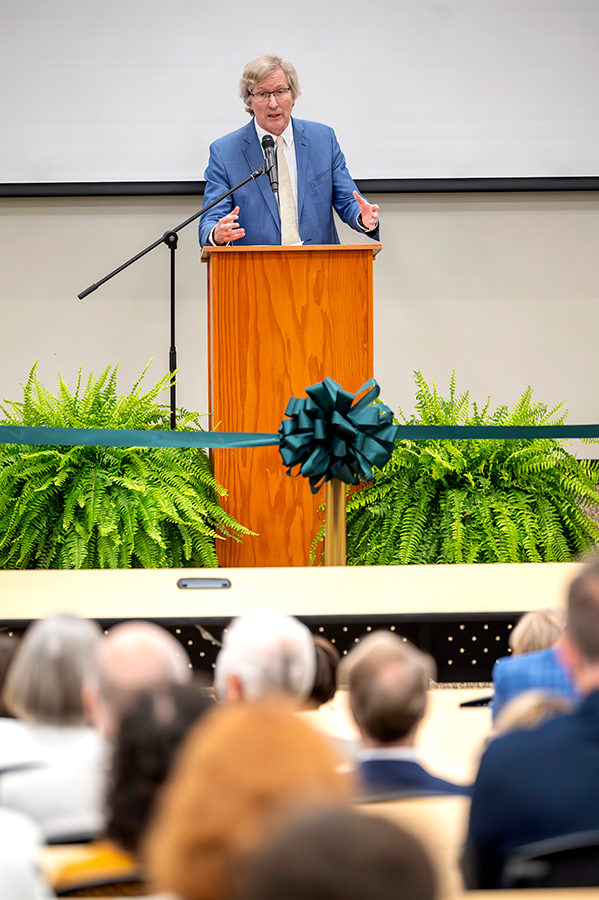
[268, 93, 278, 107]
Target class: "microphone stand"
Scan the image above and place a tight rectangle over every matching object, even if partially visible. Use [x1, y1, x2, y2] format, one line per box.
[78, 164, 267, 429]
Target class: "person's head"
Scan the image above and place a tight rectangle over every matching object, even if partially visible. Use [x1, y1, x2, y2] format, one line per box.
[235, 807, 437, 900]
[239, 55, 301, 135]
[105, 683, 214, 857]
[509, 607, 566, 655]
[346, 632, 435, 746]
[144, 700, 349, 900]
[307, 636, 340, 708]
[214, 610, 316, 704]
[3, 613, 101, 726]
[492, 689, 573, 737]
[83, 621, 191, 740]
[563, 561, 599, 692]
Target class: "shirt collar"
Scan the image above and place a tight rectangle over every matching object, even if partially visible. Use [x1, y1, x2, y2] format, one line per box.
[254, 118, 294, 149]
[357, 746, 420, 764]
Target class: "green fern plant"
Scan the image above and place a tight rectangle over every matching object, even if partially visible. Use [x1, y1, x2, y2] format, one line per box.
[0, 362, 252, 569]
[328, 372, 599, 565]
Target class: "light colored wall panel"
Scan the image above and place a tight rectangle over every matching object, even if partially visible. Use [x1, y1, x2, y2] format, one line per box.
[1, 192, 598, 455]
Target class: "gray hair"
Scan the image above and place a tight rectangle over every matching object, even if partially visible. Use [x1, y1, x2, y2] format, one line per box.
[239, 54, 302, 116]
[4, 613, 102, 725]
[214, 610, 316, 701]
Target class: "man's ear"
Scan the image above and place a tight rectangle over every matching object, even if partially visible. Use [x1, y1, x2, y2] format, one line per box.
[560, 632, 583, 681]
[225, 673, 245, 703]
[81, 684, 99, 728]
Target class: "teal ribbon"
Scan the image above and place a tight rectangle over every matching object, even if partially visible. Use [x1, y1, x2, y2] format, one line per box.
[278, 377, 400, 494]
[0, 425, 279, 450]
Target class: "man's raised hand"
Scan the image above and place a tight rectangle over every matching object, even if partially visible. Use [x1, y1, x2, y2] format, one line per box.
[214, 206, 245, 245]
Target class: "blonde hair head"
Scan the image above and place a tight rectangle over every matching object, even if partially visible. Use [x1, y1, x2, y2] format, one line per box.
[239, 55, 302, 116]
[509, 607, 566, 656]
[493, 689, 573, 737]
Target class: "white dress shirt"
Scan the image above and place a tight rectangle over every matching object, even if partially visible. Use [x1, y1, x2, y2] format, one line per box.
[253, 118, 298, 208]
[357, 745, 420, 763]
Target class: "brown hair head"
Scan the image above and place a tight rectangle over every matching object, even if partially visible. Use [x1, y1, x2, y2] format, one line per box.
[308, 636, 341, 708]
[144, 700, 349, 900]
[568, 562, 599, 663]
[236, 807, 437, 900]
[348, 637, 434, 745]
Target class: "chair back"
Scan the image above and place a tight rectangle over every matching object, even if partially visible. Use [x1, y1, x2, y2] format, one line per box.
[356, 793, 471, 897]
[504, 829, 599, 888]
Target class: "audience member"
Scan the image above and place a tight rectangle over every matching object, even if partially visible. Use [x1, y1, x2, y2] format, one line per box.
[492, 607, 576, 720]
[466, 561, 599, 888]
[52, 683, 214, 894]
[0, 613, 105, 840]
[0, 807, 55, 899]
[509, 607, 566, 655]
[492, 689, 573, 737]
[345, 632, 471, 798]
[0, 634, 19, 718]
[306, 636, 340, 708]
[214, 610, 316, 703]
[144, 700, 349, 900]
[83, 620, 192, 740]
[235, 807, 437, 900]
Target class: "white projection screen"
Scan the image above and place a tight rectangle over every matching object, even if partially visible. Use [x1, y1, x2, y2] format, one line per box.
[1, 0, 599, 186]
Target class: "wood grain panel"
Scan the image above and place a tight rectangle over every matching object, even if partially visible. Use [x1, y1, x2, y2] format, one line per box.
[203, 245, 378, 566]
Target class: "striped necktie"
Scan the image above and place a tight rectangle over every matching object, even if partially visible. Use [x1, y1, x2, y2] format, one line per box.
[276, 135, 301, 245]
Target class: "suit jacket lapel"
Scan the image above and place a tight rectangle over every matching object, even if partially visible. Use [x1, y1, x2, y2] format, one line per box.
[293, 118, 309, 222]
[242, 121, 280, 233]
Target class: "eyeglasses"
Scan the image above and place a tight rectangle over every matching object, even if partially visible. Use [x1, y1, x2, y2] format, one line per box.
[249, 87, 291, 103]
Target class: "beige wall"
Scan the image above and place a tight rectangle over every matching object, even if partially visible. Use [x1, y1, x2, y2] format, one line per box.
[0, 191, 598, 452]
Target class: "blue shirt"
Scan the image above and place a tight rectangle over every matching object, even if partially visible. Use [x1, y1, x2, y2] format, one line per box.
[492, 646, 577, 720]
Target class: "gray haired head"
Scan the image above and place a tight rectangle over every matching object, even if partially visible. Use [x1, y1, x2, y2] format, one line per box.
[214, 609, 316, 702]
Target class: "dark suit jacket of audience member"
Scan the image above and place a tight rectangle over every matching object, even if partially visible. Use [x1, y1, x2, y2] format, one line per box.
[467, 689, 599, 888]
[359, 759, 472, 798]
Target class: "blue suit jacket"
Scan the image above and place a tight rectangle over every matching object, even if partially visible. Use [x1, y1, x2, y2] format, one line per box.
[198, 118, 380, 247]
[467, 690, 599, 888]
[359, 758, 472, 798]
[492, 646, 577, 720]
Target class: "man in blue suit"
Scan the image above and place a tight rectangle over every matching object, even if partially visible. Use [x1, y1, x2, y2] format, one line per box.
[466, 561, 599, 888]
[345, 632, 471, 799]
[199, 55, 380, 248]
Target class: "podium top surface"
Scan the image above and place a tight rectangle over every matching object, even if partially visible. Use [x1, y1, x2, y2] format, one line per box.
[201, 243, 382, 261]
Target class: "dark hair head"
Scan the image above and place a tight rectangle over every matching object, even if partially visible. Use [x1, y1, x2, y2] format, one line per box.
[568, 562, 599, 663]
[105, 682, 214, 856]
[236, 807, 437, 900]
[0, 635, 19, 718]
[308, 637, 340, 707]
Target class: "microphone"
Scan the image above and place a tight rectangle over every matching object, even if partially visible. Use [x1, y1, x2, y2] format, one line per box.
[261, 135, 279, 196]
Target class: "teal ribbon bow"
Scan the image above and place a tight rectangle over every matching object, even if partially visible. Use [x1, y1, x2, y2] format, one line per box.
[278, 377, 400, 494]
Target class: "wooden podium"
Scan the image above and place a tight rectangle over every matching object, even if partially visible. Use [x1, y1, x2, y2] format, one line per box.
[201, 244, 380, 567]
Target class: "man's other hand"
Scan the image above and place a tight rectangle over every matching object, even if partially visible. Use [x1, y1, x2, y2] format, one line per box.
[353, 191, 379, 232]
[214, 207, 246, 244]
